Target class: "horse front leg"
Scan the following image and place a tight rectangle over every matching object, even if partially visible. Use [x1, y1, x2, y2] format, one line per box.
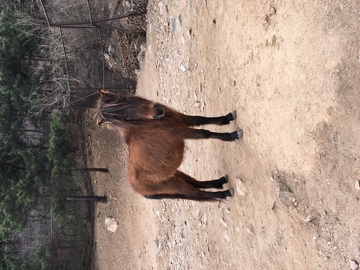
[174, 171, 229, 189]
[181, 111, 237, 126]
[178, 128, 243, 141]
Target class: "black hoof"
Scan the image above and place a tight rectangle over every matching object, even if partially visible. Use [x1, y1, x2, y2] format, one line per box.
[221, 175, 229, 184]
[237, 129, 243, 139]
[227, 188, 235, 197]
[214, 175, 228, 188]
[229, 130, 243, 141]
[222, 111, 237, 125]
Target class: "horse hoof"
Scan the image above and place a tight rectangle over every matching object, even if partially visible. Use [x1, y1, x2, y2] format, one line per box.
[237, 129, 243, 139]
[224, 111, 237, 124]
[228, 188, 235, 197]
[231, 111, 237, 121]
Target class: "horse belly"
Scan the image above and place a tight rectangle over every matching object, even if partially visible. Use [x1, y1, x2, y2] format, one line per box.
[128, 138, 184, 178]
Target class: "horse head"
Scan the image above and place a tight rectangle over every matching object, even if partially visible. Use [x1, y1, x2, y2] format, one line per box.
[96, 89, 165, 129]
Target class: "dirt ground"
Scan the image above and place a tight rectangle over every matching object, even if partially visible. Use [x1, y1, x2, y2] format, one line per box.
[87, 0, 360, 269]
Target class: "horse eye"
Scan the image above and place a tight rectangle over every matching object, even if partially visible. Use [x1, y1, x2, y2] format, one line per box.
[121, 97, 128, 102]
[98, 119, 104, 125]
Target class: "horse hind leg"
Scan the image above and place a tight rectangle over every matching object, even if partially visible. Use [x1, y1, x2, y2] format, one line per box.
[145, 189, 233, 201]
[174, 171, 229, 189]
[143, 172, 234, 201]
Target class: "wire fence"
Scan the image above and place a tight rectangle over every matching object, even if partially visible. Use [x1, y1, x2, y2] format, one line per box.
[39, 0, 147, 109]
[34, 0, 148, 268]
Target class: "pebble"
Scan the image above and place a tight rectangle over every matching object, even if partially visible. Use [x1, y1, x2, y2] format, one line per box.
[223, 232, 231, 242]
[107, 44, 115, 56]
[271, 173, 296, 207]
[179, 62, 187, 72]
[154, 240, 161, 254]
[355, 179, 360, 190]
[172, 16, 182, 34]
[246, 226, 255, 234]
[105, 217, 118, 232]
[350, 260, 359, 270]
[235, 178, 247, 196]
[304, 214, 315, 223]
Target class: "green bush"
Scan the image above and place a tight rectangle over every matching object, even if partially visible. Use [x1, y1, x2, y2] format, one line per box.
[48, 111, 75, 224]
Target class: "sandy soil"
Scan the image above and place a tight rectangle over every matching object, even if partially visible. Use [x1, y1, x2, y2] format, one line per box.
[87, 0, 360, 269]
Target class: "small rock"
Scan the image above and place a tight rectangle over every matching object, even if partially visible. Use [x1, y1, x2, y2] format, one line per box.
[355, 179, 360, 190]
[235, 178, 247, 196]
[223, 232, 230, 242]
[107, 45, 115, 56]
[171, 16, 182, 34]
[154, 239, 161, 254]
[350, 260, 359, 270]
[304, 214, 316, 223]
[104, 53, 110, 61]
[278, 191, 296, 207]
[179, 62, 187, 72]
[271, 172, 296, 207]
[135, 36, 146, 51]
[246, 226, 255, 234]
[105, 217, 118, 232]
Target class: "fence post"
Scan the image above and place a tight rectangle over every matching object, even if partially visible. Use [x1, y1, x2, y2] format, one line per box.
[66, 196, 107, 203]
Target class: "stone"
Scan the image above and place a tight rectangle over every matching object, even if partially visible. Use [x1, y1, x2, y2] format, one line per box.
[355, 179, 360, 190]
[179, 62, 187, 72]
[304, 214, 316, 223]
[105, 217, 118, 232]
[235, 178, 247, 196]
[350, 260, 359, 270]
[171, 16, 182, 34]
[271, 173, 296, 207]
[107, 44, 115, 56]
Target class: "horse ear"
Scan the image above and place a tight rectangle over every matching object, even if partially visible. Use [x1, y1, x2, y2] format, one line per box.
[97, 119, 105, 126]
[98, 89, 113, 96]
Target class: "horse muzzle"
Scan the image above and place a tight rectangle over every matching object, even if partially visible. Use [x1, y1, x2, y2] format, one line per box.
[153, 103, 165, 119]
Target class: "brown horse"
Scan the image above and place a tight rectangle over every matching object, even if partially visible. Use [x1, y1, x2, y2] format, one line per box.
[95, 89, 243, 201]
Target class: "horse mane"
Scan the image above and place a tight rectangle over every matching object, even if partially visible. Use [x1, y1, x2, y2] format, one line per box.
[94, 94, 164, 134]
